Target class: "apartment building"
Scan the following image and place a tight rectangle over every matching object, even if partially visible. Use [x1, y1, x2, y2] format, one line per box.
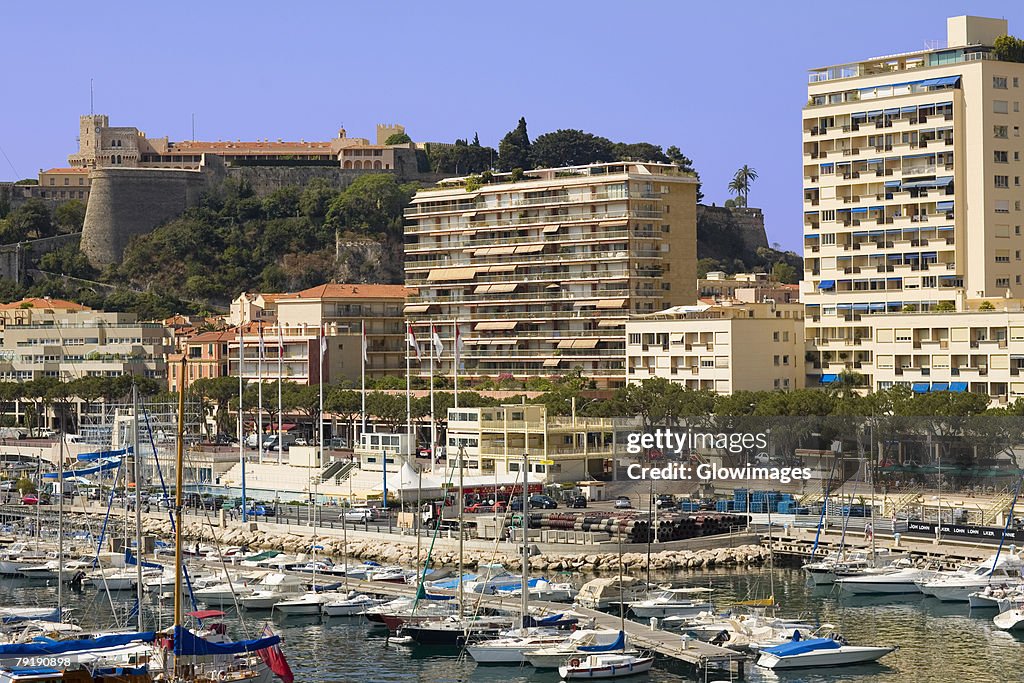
[802, 15, 1024, 399]
[405, 162, 699, 389]
[166, 329, 235, 391]
[445, 404, 617, 484]
[699, 272, 800, 304]
[225, 284, 408, 383]
[626, 302, 806, 393]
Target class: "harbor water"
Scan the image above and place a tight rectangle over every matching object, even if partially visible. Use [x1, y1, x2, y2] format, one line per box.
[3, 566, 1020, 683]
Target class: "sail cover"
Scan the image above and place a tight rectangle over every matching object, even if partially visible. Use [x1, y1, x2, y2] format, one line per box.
[173, 626, 280, 656]
[579, 630, 625, 652]
[0, 632, 155, 657]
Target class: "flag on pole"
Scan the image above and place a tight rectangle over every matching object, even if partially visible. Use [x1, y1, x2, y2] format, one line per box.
[431, 325, 444, 358]
[407, 323, 421, 361]
[277, 322, 284, 351]
[454, 323, 462, 366]
[258, 323, 265, 357]
[256, 625, 294, 683]
[320, 324, 328, 360]
[362, 321, 369, 363]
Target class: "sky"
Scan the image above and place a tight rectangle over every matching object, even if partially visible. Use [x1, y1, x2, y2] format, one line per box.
[1, 1, 1021, 251]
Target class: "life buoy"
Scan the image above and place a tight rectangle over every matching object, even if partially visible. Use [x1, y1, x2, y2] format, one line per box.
[569, 658, 581, 668]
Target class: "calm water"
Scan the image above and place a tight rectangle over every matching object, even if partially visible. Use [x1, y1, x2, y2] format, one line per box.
[2, 567, 1021, 683]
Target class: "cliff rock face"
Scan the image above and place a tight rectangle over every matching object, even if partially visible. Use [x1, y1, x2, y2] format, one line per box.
[334, 237, 405, 284]
[696, 205, 769, 261]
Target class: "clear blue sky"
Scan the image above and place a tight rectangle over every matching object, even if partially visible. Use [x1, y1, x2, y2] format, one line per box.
[1, 1, 1019, 250]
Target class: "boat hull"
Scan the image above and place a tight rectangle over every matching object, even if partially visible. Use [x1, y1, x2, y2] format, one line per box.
[558, 655, 655, 679]
[994, 609, 1024, 630]
[757, 646, 896, 670]
[630, 602, 713, 619]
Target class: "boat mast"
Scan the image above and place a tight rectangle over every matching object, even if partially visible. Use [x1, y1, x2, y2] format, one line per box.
[618, 525, 625, 653]
[57, 405, 64, 623]
[133, 383, 144, 631]
[521, 450, 529, 631]
[173, 357, 186, 677]
[458, 444, 465, 618]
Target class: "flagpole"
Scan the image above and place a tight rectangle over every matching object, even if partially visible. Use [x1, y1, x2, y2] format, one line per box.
[277, 324, 283, 466]
[453, 319, 459, 410]
[361, 320, 367, 439]
[318, 325, 326, 509]
[238, 326, 247, 523]
[257, 324, 264, 466]
[429, 321, 436, 459]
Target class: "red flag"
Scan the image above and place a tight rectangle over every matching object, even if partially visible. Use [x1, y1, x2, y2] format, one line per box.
[257, 625, 294, 683]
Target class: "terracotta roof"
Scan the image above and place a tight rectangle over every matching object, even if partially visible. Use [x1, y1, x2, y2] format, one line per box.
[188, 330, 238, 343]
[41, 167, 90, 174]
[168, 141, 333, 152]
[284, 284, 409, 301]
[0, 297, 90, 311]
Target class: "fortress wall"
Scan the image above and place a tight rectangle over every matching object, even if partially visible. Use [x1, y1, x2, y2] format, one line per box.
[697, 205, 769, 254]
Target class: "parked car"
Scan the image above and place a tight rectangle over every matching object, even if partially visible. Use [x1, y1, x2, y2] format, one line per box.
[656, 494, 677, 510]
[529, 494, 558, 510]
[213, 433, 237, 445]
[293, 438, 309, 447]
[568, 495, 588, 508]
[614, 495, 633, 510]
[344, 507, 374, 522]
[21, 495, 40, 505]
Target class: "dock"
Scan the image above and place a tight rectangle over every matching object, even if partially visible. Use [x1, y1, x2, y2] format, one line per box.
[287, 573, 748, 678]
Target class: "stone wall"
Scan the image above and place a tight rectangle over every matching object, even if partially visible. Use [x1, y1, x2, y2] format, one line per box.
[0, 233, 81, 283]
[696, 205, 769, 258]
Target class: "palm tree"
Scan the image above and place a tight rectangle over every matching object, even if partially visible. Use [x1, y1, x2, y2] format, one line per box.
[727, 165, 759, 207]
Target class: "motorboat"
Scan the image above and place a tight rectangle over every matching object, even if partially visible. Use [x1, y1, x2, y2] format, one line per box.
[273, 590, 334, 616]
[321, 592, 386, 617]
[836, 559, 937, 595]
[361, 596, 456, 630]
[968, 584, 1022, 609]
[575, 577, 648, 610]
[367, 566, 416, 584]
[240, 572, 307, 610]
[917, 553, 1024, 602]
[464, 563, 523, 594]
[756, 636, 896, 669]
[466, 628, 577, 665]
[559, 653, 655, 680]
[500, 578, 578, 603]
[194, 579, 256, 606]
[993, 604, 1024, 630]
[525, 630, 638, 669]
[628, 587, 714, 618]
[802, 550, 893, 586]
[398, 615, 515, 646]
[0, 543, 48, 576]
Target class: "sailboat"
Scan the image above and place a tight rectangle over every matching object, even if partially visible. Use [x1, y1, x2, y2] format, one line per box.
[556, 531, 653, 680]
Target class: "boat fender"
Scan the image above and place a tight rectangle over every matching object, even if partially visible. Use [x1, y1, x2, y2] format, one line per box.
[569, 658, 581, 667]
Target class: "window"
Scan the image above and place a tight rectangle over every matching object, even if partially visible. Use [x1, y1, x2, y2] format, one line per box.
[1017, 102, 1022, 113]
[773, 331, 780, 341]
[994, 76, 1009, 89]
[783, 355, 790, 365]
[1017, 128, 1022, 138]
[995, 101, 1009, 114]
[1017, 177, 1021, 187]
[821, 233, 836, 245]
[700, 359, 713, 368]
[628, 334, 640, 344]
[63, 178, 69, 185]
[773, 355, 780, 366]
[997, 278, 1011, 288]
[996, 175, 1010, 188]
[822, 210, 836, 221]
[995, 151, 1009, 163]
[995, 125, 1009, 138]
[997, 200, 1010, 214]
[996, 251, 1011, 263]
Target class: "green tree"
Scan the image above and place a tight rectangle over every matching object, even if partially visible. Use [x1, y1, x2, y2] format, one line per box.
[529, 130, 616, 168]
[7, 199, 55, 240]
[497, 117, 532, 172]
[994, 35, 1024, 63]
[0, 382, 23, 430]
[15, 476, 35, 496]
[771, 261, 798, 284]
[611, 142, 669, 163]
[383, 132, 412, 145]
[325, 174, 415, 238]
[666, 146, 703, 203]
[38, 245, 97, 279]
[431, 138, 495, 175]
[366, 392, 407, 432]
[192, 376, 241, 437]
[54, 200, 87, 233]
[727, 165, 759, 208]
[298, 178, 338, 223]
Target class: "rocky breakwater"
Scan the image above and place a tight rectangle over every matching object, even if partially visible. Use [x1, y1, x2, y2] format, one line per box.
[141, 518, 771, 574]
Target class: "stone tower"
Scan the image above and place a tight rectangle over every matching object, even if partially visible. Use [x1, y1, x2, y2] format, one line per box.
[70, 114, 109, 168]
[376, 123, 405, 145]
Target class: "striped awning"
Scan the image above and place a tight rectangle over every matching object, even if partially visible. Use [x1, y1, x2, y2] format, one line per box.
[403, 304, 430, 313]
[474, 284, 518, 294]
[596, 298, 627, 309]
[475, 321, 518, 331]
[428, 267, 477, 281]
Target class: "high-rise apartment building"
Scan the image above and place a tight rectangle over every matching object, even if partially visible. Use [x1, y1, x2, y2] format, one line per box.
[803, 15, 1024, 396]
[404, 162, 698, 389]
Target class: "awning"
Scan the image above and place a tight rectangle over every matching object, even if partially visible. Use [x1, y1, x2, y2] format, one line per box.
[819, 374, 839, 384]
[596, 298, 626, 309]
[543, 359, 561, 367]
[557, 338, 600, 349]
[818, 280, 835, 290]
[949, 382, 968, 392]
[474, 284, 518, 294]
[515, 244, 545, 254]
[428, 267, 477, 281]
[404, 304, 430, 313]
[912, 383, 930, 393]
[543, 225, 560, 234]
[931, 382, 949, 391]
[919, 75, 961, 88]
[869, 303, 886, 311]
[599, 219, 628, 228]
[901, 177, 953, 189]
[475, 246, 517, 256]
[597, 319, 624, 327]
[475, 321, 517, 331]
